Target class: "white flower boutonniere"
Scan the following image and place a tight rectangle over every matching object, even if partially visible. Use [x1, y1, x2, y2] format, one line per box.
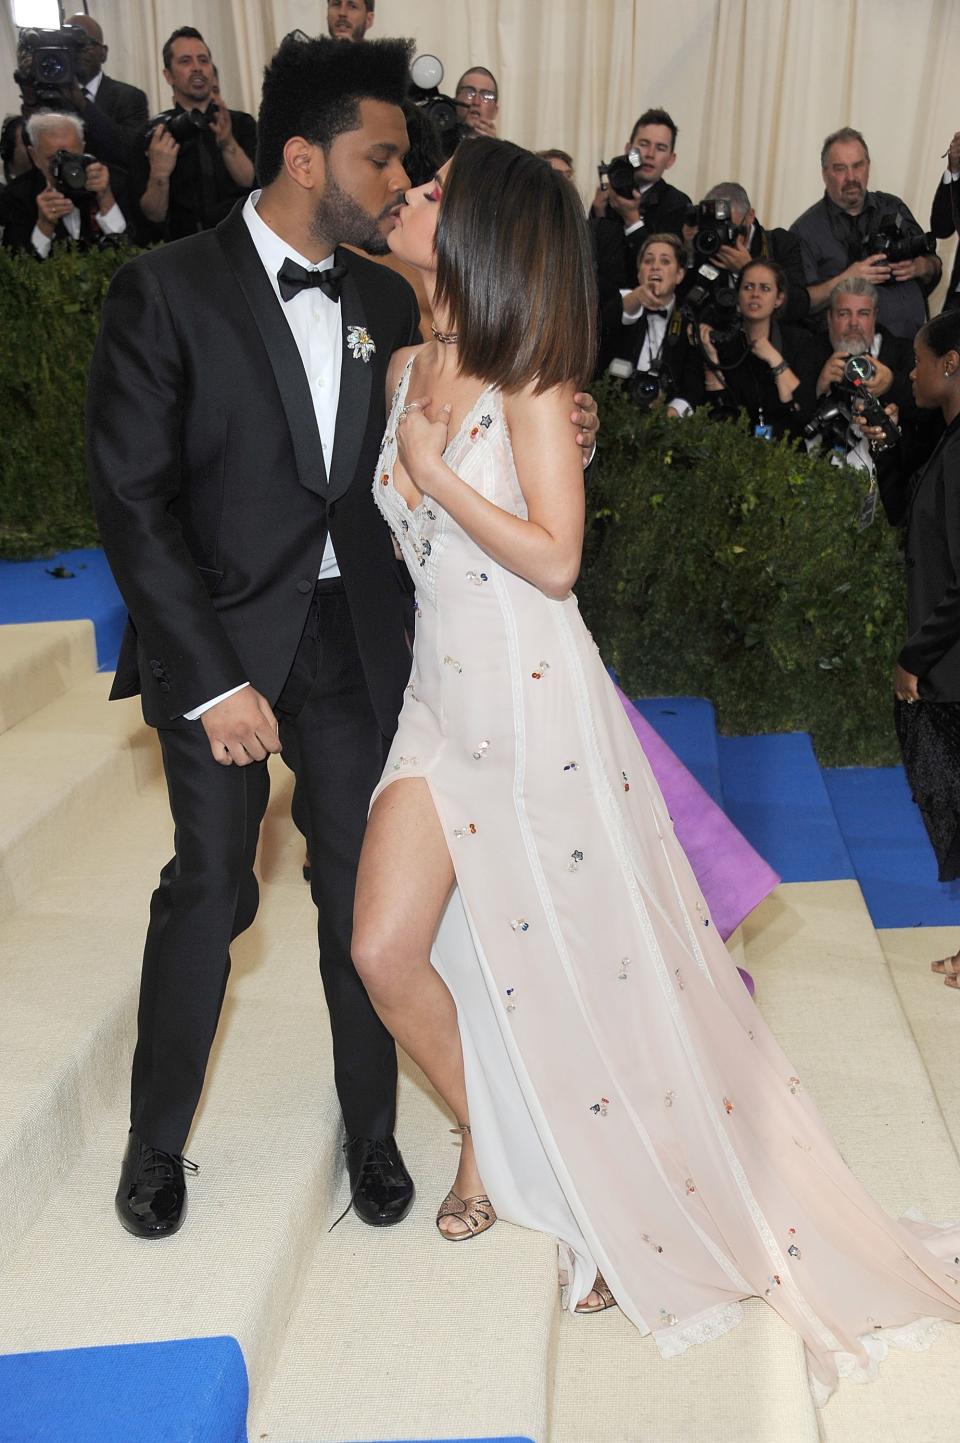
[347, 325, 376, 362]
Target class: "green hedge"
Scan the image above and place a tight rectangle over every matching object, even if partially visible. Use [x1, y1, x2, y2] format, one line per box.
[579, 382, 906, 766]
[0, 253, 907, 764]
[0, 243, 133, 558]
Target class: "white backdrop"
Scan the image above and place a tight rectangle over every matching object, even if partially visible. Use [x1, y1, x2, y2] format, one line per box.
[2, 1, 958, 290]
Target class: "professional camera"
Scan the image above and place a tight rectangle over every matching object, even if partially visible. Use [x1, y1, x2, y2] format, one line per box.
[684, 199, 746, 259]
[13, 25, 87, 111]
[145, 105, 220, 147]
[597, 148, 643, 200]
[605, 358, 664, 413]
[408, 54, 465, 160]
[49, 147, 96, 197]
[682, 261, 741, 342]
[803, 367, 899, 453]
[861, 212, 937, 265]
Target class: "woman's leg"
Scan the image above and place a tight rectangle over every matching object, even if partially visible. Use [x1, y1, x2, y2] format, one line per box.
[353, 777, 487, 1235]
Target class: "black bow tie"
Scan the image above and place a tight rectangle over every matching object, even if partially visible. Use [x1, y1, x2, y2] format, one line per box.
[277, 257, 348, 303]
[645, 308, 669, 318]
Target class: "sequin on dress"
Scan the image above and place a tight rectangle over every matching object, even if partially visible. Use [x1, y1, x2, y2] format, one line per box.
[371, 357, 960, 1405]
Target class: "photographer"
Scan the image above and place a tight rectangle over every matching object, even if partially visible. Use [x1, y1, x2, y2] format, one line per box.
[62, 14, 149, 176]
[680, 182, 810, 327]
[1, 109, 126, 258]
[697, 259, 810, 440]
[593, 109, 691, 315]
[454, 68, 499, 139]
[131, 28, 256, 243]
[327, 0, 374, 42]
[930, 130, 960, 314]
[599, 233, 703, 416]
[790, 127, 940, 340]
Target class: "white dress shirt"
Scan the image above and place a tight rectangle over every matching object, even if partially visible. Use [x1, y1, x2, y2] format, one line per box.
[184, 188, 344, 720]
[612, 295, 692, 417]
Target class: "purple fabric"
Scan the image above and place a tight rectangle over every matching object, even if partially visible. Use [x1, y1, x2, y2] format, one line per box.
[617, 687, 779, 939]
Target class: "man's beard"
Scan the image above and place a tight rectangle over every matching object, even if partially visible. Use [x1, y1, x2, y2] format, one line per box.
[838, 332, 868, 355]
[309, 172, 392, 255]
[329, 19, 365, 42]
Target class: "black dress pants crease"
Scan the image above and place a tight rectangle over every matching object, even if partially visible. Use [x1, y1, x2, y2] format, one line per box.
[130, 583, 398, 1154]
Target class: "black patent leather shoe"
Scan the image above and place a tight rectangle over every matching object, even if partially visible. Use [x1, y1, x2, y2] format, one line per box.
[115, 1130, 197, 1238]
[342, 1134, 414, 1227]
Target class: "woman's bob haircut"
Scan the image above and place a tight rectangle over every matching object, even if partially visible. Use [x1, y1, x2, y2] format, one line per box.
[433, 138, 597, 393]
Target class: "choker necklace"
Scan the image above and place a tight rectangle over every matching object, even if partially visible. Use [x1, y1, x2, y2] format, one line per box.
[431, 324, 459, 344]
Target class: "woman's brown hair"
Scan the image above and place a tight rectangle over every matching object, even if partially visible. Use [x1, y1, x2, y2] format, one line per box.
[637, 232, 686, 268]
[433, 138, 597, 392]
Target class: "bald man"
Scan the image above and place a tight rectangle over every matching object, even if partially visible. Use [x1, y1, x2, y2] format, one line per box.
[63, 13, 149, 173]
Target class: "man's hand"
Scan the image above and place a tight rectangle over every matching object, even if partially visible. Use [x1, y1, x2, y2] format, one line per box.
[607, 188, 642, 228]
[36, 185, 75, 238]
[84, 160, 116, 214]
[714, 232, 752, 272]
[893, 662, 920, 703]
[209, 101, 235, 149]
[948, 131, 960, 174]
[590, 183, 609, 217]
[890, 254, 938, 285]
[816, 350, 849, 396]
[147, 123, 180, 179]
[201, 687, 282, 766]
[571, 392, 599, 466]
[853, 400, 898, 447]
[464, 113, 497, 138]
[863, 356, 893, 397]
[847, 253, 892, 286]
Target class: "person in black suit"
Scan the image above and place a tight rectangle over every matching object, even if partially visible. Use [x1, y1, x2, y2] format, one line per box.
[131, 27, 256, 244]
[62, 14, 149, 177]
[870, 311, 960, 983]
[930, 129, 960, 314]
[680, 182, 810, 328]
[1, 109, 127, 257]
[593, 108, 691, 320]
[88, 34, 598, 1240]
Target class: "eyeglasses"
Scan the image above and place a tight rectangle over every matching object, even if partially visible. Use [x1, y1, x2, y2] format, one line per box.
[456, 86, 497, 104]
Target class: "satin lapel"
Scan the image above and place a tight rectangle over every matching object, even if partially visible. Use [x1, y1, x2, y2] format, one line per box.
[216, 204, 328, 497]
[327, 254, 373, 506]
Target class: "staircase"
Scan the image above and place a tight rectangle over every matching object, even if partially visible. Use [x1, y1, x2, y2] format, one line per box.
[0, 628, 958, 1443]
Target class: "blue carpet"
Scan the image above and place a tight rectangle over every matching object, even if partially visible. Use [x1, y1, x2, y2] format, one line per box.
[716, 732, 854, 883]
[631, 696, 724, 805]
[824, 766, 960, 928]
[0, 547, 124, 670]
[0, 1337, 248, 1443]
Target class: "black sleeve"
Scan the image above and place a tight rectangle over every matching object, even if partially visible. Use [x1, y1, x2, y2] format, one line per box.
[879, 333, 917, 422]
[900, 445, 960, 677]
[232, 111, 258, 168]
[84, 84, 150, 169]
[891, 195, 941, 294]
[86, 259, 247, 718]
[875, 443, 914, 529]
[0, 185, 39, 253]
[770, 228, 811, 326]
[593, 216, 634, 312]
[931, 177, 959, 238]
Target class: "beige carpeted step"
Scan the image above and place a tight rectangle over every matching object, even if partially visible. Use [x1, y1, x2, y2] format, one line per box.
[879, 926, 960, 1164]
[0, 678, 160, 916]
[551, 882, 960, 1443]
[0, 620, 96, 735]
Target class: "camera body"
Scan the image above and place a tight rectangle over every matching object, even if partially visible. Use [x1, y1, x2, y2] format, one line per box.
[684, 199, 746, 259]
[803, 367, 898, 453]
[49, 147, 96, 198]
[14, 25, 87, 111]
[601, 148, 643, 200]
[146, 105, 220, 148]
[861, 212, 937, 265]
[408, 54, 467, 161]
[682, 261, 741, 343]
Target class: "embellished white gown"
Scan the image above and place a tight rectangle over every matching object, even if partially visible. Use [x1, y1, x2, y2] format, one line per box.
[371, 358, 960, 1404]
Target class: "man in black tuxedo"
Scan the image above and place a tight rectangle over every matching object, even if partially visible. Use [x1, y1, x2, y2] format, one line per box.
[1, 109, 127, 257]
[88, 34, 598, 1239]
[593, 108, 691, 318]
[61, 14, 149, 175]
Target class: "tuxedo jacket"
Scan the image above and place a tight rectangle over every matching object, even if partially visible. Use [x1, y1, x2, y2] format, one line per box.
[593, 179, 692, 313]
[930, 176, 960, 312]
[793, 325, 917, 427]
[86, 201, 421, 733]
[878, 414, 960, 699]
[596, 303, 704, 409]
[84, 73, 150, 173]
[0, 166, 116, 253]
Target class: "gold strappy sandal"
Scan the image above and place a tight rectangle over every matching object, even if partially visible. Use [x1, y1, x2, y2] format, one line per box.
[435, 1123, 497, 1241]
[575, 1271, 617, 1314]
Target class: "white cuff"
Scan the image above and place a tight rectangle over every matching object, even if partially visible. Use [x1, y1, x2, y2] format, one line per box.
[619, 289, 642, 324]
[31, 225, 52, 259]
[666, 398, 692, 417]
[945, 169, 960, 185]
[96, 201, 126, 235]
[183, 681, 250, 721]
[624, 219, 644, 236]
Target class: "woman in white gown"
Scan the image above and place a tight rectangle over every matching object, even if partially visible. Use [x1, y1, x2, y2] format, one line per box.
[350, 137, 960, 1403]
